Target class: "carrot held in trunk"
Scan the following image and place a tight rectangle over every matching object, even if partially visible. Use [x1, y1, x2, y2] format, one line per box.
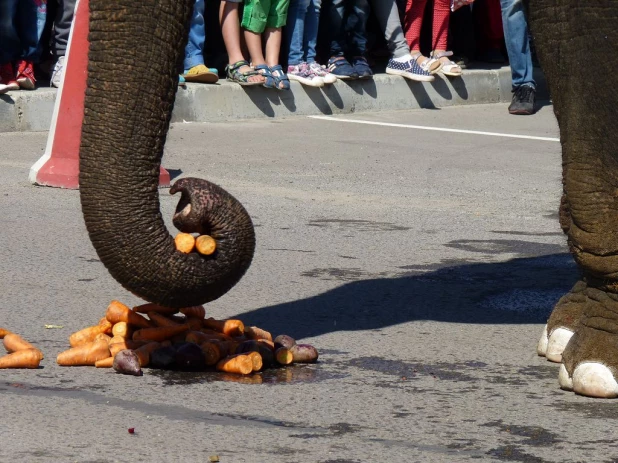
[132, 324, 190, 343]
[203, 318, 245, 337]
[216, 354, 253, 375]
[69, 324, 110, 347]
[195, 235, 217, 256]
[57, 339, 111, 366]
[3, 333, 38, 353]
[175, 233, 196, 253]
[106, 300, 151, 328]
[0, 348, 43, 369]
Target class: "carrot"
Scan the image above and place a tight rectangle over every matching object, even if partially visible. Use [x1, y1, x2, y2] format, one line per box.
[106, 300, 151, 328]
[244, 326, 273, 342]
[275, 347, 293, 365]
[203, 318, 245, 337]
[94, 333, 112, 344]
[3, 333, 37, 353]
[200, 341, 222, 366]
[174, 233, 196, 253]
[147, 312, 180, 327]
[257, 339, 275, 351]
[186, 317, 204, 331]
[69, 324, 109, 347]
[246, 351, 263, 372]
[195, 235, 217, 256]
[133, 342, 160, 367]
[216, 354, 253, 375]
[132, 324, 190, 343]
[109, 336, 145, 356]
[180, 306, 206, 319]
[94, 357, 114, 368]
[112, 322, 133, 339]
[98, 317, 113, 335]
[133, 303, 178, 316]
[0, 348, 43, 369]
[57, 339, 111, 366]
[0, 328, 12, 339]
[200, 329, 233, 341]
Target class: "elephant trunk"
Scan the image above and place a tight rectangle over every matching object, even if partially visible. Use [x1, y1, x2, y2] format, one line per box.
[79, 0, 255, 307]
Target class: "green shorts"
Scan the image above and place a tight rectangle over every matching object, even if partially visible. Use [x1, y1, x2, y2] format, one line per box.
[242, 0, 290, 34]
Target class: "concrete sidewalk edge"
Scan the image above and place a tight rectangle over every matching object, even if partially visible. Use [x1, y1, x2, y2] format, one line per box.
[0, 66, 547, 133]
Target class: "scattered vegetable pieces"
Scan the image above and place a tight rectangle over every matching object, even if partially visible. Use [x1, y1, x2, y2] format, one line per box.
[0, 331, 44, 369]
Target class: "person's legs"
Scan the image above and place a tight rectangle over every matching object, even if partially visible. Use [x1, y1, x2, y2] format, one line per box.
[369, 0, 410, 59]
[303, 0, 320, 63]
[285, 0, 309, 66]
[403, 0, 440, 72]
[0, 0, 20, 93]
[346, 0, 372, 78]
[50, 0, 76, 87]
[326, 0, 357, 79]
[264, 0, 290, 89]
[431, 0, 462, 76]
[184, 0, 206, 70]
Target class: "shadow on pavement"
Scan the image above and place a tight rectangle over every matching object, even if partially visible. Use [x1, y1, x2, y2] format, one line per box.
[236, 252, 579, 340]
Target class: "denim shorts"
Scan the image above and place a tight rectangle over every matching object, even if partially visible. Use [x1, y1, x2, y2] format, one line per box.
[242, 0, 290, 33]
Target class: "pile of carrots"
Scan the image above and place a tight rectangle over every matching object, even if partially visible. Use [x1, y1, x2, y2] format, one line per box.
[0, 329, 44, 369]
[53, 300, 318, 376]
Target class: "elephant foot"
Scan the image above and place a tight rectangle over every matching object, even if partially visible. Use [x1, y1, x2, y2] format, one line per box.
[537, 280, 587, 362]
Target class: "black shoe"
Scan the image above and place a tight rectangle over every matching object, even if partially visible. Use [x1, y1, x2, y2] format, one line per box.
[352, 56, 373, 79]
[508, 85, 536, 115]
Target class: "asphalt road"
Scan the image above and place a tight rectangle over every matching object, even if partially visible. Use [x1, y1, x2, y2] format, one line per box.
[1, 103, 614, 463]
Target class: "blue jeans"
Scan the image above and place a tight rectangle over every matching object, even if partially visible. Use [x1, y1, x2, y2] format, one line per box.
[500, 0, 535, 89]
[184, 0, 205, 70]
[0, 0, 47, 64]
[329, 0, 370, 58]
[286, 0, 322, 66]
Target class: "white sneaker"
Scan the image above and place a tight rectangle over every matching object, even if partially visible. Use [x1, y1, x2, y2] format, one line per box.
[51, 56, 65, 88]
[308, 61, 337, 84]
[287, 63, 324, 87]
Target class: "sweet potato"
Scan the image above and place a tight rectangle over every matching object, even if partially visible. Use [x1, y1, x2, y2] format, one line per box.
[57, 339, 110, 366]
[244, 326, 273, 342]
[180, 306, 206, 319]
[113, 349, 143, 376]
[0, 348, 43, 369]
[290, 344, 319, 363]
[216, 354, 253, 375]
[133, 303, 178, 316]
[106, 300, 151, 328]
[203, 318, 244, 337]
[274, 334, 296, 350]
[132, 324, 190, 343]
[3, 333, 37, 353]
[275, 347, 293, 365]
[195, 235, 217, 256]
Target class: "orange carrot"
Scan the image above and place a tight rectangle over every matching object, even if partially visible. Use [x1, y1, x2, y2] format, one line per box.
[94, 333, 112, 344]
[108, 336, 145, 356]
[111, 322, 133, 339]
[94, 357, 114, 368]
[0, 328, 12, 339]
[180, 306, 206, 319]
[57, 339, 110, 366]
[257, 339, 275, 351]
[3, 333, 37, 353]
[216, 354, 253, 375]
[0, 348, 43, 369]
[132, 324, 190, 343]
[148, 312, 180, 327]
[200, 341, 222, 366]
[133, 342, 161, 367]
[98, 317, 113, 335]
[200, 329, 233, 341]
[106, 300, 151, 328]
[195, 235, 217, 256]
[174, 233, 196, 253]
[69, 324, 109, 347]
[275, 347, 293, 365]
[244, 326, 273, 342]
[203, 318, 245, 337]
[246, 351, 263, 372]
[133, 303, 178, 315]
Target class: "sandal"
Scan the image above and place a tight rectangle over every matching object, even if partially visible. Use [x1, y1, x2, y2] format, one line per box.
[253, 63, 278, 89]
[269, 64, 290, 91]
[432, 50, 463, 77]
[412, 52, 442, 75]
[225, 60, 263, 86]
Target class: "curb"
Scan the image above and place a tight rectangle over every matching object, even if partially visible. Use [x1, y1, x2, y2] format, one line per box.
[0, 66, 548, 133]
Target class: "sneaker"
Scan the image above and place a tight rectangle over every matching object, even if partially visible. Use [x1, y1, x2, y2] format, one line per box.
[351, 56, 373, 79]
[0, 62, 20, 94]
[287, 62, 324, 87]
[182, 64, 219, 83]
[327, 57, 358, 80]
[16, 60, 36, 89]
[385, 58, 434, 82]
[508, 84, 536, 115]
[307, 61, 337, 84]
[50, 56, 65, 88]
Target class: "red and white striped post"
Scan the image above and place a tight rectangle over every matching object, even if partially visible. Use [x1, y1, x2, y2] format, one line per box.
[29, 0, 170, 189]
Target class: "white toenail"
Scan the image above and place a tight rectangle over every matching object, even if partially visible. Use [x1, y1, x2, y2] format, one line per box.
[537, 324, 549, 356]
[558, 363, 573, 390]
[572, 363, 618, 398]
[546, 328, 574, 363]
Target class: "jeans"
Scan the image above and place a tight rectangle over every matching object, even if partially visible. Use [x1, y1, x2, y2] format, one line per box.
[184, 0, 206, 70]
[0, 0, 47, 64]
[500, 0, 535, 89]
[286, 0, 322, 65]
[329, 0, 370, 58]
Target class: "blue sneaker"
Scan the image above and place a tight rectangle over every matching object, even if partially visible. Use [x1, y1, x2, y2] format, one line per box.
[385, 57, 434, 82]
[327, 57, 359, 80]
[352, 56, 373, 79]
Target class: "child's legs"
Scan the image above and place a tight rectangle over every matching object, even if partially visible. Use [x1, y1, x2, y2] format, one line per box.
[370, 0, 409, 59]
[0, 0, 19, 64]
[346, 0, 370, 57]
[242, 0, 269, 65]
[264, 0, 289, 64]
[431, 0, 450, 51]
[286, 0, 310, 65]
[184, 0, 206, 69]
[328, 0, 346, 57]
[303, 0, 321, 63]
[220, 0, 245, 64]
[404, 0, 428, 52]
[52, 0, 75, 59]
[16, 0, 45, 62]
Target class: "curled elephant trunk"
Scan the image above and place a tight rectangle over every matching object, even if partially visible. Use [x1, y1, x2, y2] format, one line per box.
[79, 0, 255, 307]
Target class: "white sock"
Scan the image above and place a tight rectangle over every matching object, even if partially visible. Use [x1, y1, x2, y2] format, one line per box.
[393, 53, 414, 63]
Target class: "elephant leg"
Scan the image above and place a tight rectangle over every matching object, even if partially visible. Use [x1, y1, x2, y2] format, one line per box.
[529, 0, 618, 397]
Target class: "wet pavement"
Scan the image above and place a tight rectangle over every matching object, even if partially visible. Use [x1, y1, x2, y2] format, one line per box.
[1, 103, 616, 462]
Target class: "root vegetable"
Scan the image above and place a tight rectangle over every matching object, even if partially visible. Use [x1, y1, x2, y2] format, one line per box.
[69, 325, 110, 347]
[203, 318, 244, 337]
[0, 328, 12, 339]
[57, 339, 111, 366]
[133, 342, 160, 367]
[244, 326, 272, 342]
[186, 317, 203, 331]
[174, 233, 196, 253]
[95, 333, 112, 344]
[274, 334, 296, 350]
[236, 340, 274, 367]
[246, 351, 263, 372]
[150, 346, 177, 369]
[290, 344, 319, 363]
[148, 312, 180, 327]
[3, 333, 37, 353]
[195, 235, 217, 256]
[200, 341, 222, 366]
[95, 357, 114, 368]
[113, 349, 143, 376]
[216, 354, 253, 375]
[106, 300, 151, 328]
[112, 322, 133, 339]
[174, 343, 205, 370]
[132, 324, 190, 343]
[275, 347, 293, 365]
[257, 339, 275, 351]
[109, 337, 145, 356]
[180, 306, 206, 319]
[0, 348, 43, 369]
[133, 303, 178, 315]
